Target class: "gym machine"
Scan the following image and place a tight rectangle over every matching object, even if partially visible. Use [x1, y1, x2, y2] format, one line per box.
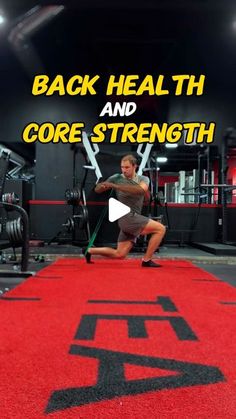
[163, 161, 216, 246]
[65, 131, 105, 245]
[213, 128, 236, 245]
[200, 184, 236, 245]
[185, 129, 236, 254]
[52, 132, 102, 245]
[0, 146, 32, 274]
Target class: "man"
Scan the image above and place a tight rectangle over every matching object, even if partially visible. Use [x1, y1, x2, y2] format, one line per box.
[84, 154, 166, 267]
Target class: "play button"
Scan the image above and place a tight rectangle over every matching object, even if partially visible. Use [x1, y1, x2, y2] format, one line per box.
[108, 198, 131, 222]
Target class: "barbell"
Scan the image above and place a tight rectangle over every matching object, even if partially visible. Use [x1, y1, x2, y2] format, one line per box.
[63, 204, 88, 232]
[6, 217, 23, 245]
[2, 193, 20, 211]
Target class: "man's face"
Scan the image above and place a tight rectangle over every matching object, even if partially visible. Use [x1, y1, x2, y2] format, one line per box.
[121, 160, 136, 179]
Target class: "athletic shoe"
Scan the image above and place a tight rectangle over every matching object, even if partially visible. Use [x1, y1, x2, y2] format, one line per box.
[141, 260, 162, 268]
[82, 248, 93, 264]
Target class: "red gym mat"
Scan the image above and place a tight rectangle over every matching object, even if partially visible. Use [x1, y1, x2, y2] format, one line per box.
[0, 259, 236, 418]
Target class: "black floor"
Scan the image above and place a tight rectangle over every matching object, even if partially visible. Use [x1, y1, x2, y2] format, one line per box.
[196, 263, 236, 288]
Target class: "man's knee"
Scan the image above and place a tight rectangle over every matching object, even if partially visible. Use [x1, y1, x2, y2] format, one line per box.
[152, 222, 166, 236]
[115, 249, 128, 259]
[159, 223, 166, 236]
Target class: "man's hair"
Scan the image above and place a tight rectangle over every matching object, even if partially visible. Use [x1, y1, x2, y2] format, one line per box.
[121, 154, 138, 166]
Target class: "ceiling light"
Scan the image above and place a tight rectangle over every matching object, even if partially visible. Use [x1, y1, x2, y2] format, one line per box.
[165, 143, 178, 149]
[156, 157, 168, 163]
[0, 14, 5, 25]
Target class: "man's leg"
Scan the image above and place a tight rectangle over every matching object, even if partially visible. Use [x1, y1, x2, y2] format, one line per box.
[140, 220, 166, 267]
[84, 240, 133, 263]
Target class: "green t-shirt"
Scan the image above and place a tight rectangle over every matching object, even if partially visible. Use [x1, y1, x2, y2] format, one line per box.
[107, 173, 149, 214]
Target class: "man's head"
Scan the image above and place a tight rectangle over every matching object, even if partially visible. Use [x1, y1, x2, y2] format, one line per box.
[121, 154, 138, 179]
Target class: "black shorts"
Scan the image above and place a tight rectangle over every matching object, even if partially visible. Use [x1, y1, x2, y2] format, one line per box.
[117, 212, 149, 243]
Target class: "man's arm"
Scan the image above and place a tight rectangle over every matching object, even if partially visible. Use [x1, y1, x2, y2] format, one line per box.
[99, 180, 148, 195]
[94, 183, 108, 194]
[94, 174, 121, 194]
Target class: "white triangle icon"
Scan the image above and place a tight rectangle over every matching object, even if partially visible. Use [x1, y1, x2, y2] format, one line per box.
[108, 198, 131, 222]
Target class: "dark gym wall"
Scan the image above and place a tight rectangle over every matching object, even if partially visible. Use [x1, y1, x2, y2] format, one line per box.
[159, 205, 219, 244]
[1, 71, 236, 243]
[168, 88, 236, 145]
[29, 143, 73, 240]
[1, 14, 235, 244]
[2, 87, 235, 243]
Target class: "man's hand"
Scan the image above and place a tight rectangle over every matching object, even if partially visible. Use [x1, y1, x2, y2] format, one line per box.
[100, 182, 115, 190]
[95, 181, 115, 193]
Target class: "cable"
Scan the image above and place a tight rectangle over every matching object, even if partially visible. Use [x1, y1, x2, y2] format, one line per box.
[84, 190, 113, 254]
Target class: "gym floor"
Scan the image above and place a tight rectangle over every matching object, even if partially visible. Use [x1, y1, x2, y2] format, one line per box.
[0, 244, 235, 295]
